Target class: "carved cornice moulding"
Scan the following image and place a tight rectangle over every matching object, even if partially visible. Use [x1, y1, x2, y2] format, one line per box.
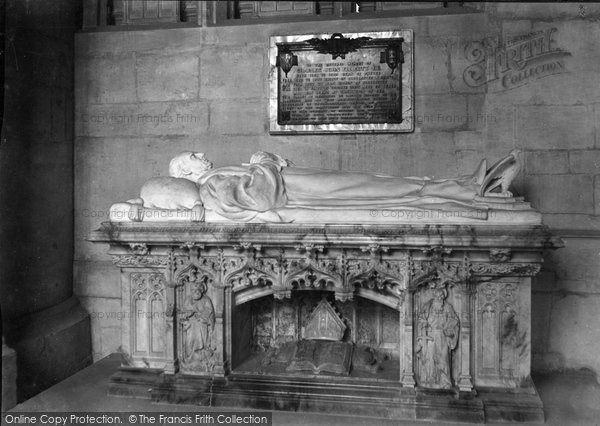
[553, 229, 600, 239]
[90, 222, 563, 252]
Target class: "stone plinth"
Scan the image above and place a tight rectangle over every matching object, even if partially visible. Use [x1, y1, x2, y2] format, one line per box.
[90, 222, 562, 423]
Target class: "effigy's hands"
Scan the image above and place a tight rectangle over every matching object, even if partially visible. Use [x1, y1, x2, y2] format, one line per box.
[191, 201, 205, 222]
[250, 151, 289, 170]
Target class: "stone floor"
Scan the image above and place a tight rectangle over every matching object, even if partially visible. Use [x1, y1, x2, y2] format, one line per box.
[7, 354, 600, 425]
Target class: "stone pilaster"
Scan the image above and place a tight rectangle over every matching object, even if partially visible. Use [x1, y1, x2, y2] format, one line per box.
[457, 280, 475, 392]
[400, 292, 416, 388]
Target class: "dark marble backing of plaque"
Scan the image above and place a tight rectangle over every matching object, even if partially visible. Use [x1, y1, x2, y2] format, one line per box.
[269, 31, 414, 133]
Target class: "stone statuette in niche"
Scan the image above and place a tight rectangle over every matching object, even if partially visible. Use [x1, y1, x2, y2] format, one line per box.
[416, 288, 460, 389]
[179, 269, 215, 373]
[109, 149, 535, 225]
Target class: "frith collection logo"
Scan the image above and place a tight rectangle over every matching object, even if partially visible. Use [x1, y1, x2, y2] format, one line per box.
[463, 28, 571, 90]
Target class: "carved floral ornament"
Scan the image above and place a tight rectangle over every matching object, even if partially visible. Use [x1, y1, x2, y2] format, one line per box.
[131, 272, 165, 295]
[489, 248, 512, 262]
[112, 255, 169, 267]
[153, 243, 407, 306]
[276, 33, 404, 77]
[470, 262, 541, 276]
[112, 243, 542, 298]
[128, 242, 149, 256]
[411, 260, 467, 292]
[176, 264, 214, 289]
[225, 256, 278, 292]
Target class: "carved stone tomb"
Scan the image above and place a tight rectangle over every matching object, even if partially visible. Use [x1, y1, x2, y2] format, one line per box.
[91, 222, 561, 423]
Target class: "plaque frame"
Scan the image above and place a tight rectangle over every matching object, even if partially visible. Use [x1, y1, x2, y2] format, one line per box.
[269, 30, 414, 134]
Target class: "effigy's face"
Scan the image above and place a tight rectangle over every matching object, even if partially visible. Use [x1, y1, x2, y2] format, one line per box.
[186, 152, 213, 175]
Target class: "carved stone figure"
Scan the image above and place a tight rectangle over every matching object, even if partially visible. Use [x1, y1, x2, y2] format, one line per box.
[180, 273, 215, 371]
[416, 288, 460, 389]
[110, 150, 522, 223]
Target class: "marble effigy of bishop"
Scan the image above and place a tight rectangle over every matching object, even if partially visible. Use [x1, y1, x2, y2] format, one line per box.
[109, 149, 533, 224]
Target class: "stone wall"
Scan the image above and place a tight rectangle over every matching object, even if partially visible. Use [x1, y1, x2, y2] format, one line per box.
[0, 0, 91, 401]
[74, 3, 600, 377]
[487, 3, 600, 376]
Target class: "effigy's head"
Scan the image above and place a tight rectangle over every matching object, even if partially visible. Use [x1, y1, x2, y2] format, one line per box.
[169, 151, 213, 181]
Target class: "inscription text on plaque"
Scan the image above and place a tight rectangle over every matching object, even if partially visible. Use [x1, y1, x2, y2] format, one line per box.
[269, 31, 414, 134]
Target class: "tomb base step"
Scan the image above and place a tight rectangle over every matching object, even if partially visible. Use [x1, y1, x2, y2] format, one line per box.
[108, 368, 543, 423]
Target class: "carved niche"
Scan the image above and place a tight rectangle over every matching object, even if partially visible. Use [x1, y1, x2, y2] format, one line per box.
[177, 264, 216, 374]
[415, 287, 460, 389]
[285, 245, 346, 299]
[224, 244, 280, 295]
[250, 297, 274, 352]
[475, 279, 525, 386]
[348, 244, 406, 309]
[411, 255, 467, 389]
[130, 272, 167, 361]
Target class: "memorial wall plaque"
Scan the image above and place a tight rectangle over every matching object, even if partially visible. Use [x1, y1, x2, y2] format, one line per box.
[269, 31, 413, 134]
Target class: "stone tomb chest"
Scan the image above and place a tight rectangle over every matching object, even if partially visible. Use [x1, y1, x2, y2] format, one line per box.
[90, 221, 561, 423]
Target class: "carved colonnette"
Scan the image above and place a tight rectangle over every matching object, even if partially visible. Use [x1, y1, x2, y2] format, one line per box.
[92, 222, 561, 423]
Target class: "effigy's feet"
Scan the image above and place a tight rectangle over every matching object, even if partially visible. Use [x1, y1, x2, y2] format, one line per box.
[470, 159, 488, 187]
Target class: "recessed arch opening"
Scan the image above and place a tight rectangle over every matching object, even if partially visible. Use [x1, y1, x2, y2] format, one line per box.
[231, 287, 402, 380]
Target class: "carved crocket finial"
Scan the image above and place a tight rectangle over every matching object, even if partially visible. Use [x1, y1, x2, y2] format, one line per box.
[180, 242, 205, 251]
[360, 244, 389, 254]
[232, 242, 262, 252]
[295, 243, 324, 252]
[421, 246, 452, 259]
[179, 242, 204, 260]
[294, 243, 324, 261]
